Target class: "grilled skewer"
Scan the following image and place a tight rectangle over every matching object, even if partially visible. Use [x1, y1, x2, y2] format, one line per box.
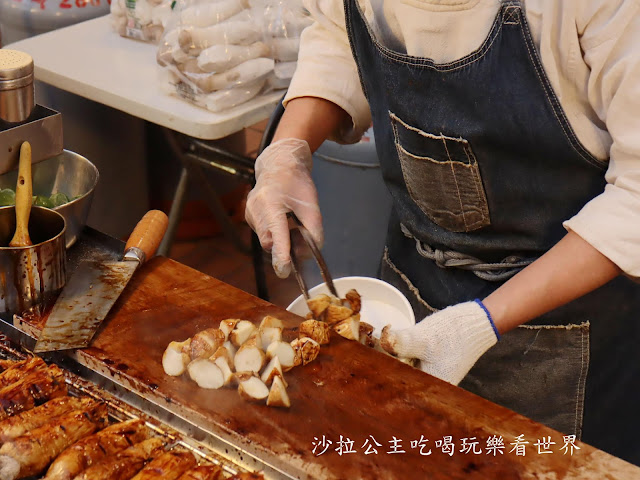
[176, 465, 224, 480]
[0, 361, 19, 373]
[72, 437, 165, 480]
[0, 401, 108, 479]
[130, 447, 197, 480]
[0, 357, 47, 389]
[0, 364, 67, 420]
[44, 418, 150, 480]
[0, 396, 93, 443]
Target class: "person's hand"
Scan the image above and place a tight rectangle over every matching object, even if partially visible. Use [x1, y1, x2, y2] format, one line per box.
[245, 138, 323, 278]
[380, 300, 500, 385]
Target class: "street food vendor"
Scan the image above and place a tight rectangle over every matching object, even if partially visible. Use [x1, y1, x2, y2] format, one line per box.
[245, 0, 640, 466]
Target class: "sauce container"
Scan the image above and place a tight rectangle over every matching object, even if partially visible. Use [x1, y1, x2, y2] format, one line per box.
[0, 206, 66, 317]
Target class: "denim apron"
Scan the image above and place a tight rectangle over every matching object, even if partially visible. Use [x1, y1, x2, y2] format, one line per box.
[344, 0, 640, 464]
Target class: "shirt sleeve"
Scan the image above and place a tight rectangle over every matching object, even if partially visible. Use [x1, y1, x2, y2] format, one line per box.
[284, 0, 371, 143]
[563, 1, 640, 279]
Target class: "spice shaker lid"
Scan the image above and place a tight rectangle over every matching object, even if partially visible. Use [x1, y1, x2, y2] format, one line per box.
[0, 50, 34, 82]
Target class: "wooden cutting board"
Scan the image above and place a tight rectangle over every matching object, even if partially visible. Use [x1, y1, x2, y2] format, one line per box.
[15, 257, 640, 479]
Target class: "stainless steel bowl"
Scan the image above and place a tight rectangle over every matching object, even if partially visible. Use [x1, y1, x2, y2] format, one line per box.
[0, 150, 99, 248]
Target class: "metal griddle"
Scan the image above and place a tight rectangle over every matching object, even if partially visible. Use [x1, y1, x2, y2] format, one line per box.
[1, 227, 639, 480]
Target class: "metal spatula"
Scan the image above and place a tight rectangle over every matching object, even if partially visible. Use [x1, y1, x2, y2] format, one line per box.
[33, 210, 169, 352]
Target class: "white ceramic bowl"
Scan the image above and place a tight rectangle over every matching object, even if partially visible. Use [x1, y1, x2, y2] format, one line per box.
[286, 276, 415, 338]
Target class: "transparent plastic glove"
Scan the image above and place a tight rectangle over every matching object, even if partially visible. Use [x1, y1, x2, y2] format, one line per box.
[245, 138, 323, 278]
[380, 300, 500, 385]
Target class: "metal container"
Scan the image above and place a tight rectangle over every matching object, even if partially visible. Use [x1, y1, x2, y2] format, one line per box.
[0, 50, 34, 124]
[0, 150, 99, 248]
[0, 206, 66, 317]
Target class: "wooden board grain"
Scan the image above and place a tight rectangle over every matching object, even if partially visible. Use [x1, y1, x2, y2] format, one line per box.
[16, 257, 640, 479]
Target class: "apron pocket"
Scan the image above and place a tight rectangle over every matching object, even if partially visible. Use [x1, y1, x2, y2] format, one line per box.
[389, 112, 491, 232]
[460, 323, 590, 438]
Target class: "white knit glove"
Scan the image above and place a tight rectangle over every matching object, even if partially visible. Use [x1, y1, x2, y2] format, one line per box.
[380, 300, 500, 385]
[245, 138, 323, 278]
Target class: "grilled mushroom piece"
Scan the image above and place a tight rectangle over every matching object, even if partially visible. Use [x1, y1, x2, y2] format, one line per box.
[333, 316, 360, 341]
[266, 375, 290, 408]
[234, 340, 265, 374]
[230, 321, 257, 348]
[190, 329, 225, 360]
[187, 359, 225, 389]
[237, 377, 269, 403]
[260, 356, 287, 387]
[298, 320, 330, 345]
[265, 341, 295, 372]
[290, 337, 320, 367]
[163, 339, 192, 376]
[219, 319, 240, 340]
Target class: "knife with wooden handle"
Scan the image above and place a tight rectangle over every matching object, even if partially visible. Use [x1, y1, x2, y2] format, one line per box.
[33, 210, 169, 352]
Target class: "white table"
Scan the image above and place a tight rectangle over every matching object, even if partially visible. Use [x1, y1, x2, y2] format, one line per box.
[8, 15, 282, 140]
[8, 15, 282, 298]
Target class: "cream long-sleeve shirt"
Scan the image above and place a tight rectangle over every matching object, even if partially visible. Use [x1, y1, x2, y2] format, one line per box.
[284, 0, 640, 278]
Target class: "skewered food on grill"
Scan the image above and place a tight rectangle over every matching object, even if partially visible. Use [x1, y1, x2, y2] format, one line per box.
[0, 364, 67, 420]
[72, 437, 165, 480]
[0, 401, 108, 479]
[44, 418, 150, 480]
[0, 396, 92, 443]
[176, 465, 224, 480]
[0, 357, 47, 389]
[130, 447, 197, 480]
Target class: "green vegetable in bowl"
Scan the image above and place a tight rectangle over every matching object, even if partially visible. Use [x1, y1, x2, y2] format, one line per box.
[49, 193, 71, 207]
[33, 195, 54, 208]
[0, 188, 75, 208]
[0, 189, 16, 207]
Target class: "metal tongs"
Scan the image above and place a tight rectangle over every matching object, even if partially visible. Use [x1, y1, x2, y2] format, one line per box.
[287, 212, 338, 301]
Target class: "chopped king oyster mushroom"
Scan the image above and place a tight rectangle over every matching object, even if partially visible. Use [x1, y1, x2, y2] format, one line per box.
[162, 289, 390, 408]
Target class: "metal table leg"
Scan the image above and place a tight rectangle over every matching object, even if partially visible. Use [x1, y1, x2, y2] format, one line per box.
[157, 166, 189, 257]
[159, 127, 270, 300]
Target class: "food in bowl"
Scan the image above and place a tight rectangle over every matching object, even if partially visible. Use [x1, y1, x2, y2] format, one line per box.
[0, 188, 79, 209]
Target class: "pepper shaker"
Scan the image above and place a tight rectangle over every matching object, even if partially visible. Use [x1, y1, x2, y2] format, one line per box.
[0, 50, 35, 124]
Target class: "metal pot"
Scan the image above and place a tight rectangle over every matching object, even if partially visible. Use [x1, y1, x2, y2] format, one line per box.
[0, 206, 66, 317]
[0, 150, 99, 248]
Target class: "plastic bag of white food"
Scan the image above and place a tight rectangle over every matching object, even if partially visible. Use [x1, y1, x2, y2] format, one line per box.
[258, 0, 312, 91]
[110, 0, 172, 43]
[157, 0, 275, 112]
